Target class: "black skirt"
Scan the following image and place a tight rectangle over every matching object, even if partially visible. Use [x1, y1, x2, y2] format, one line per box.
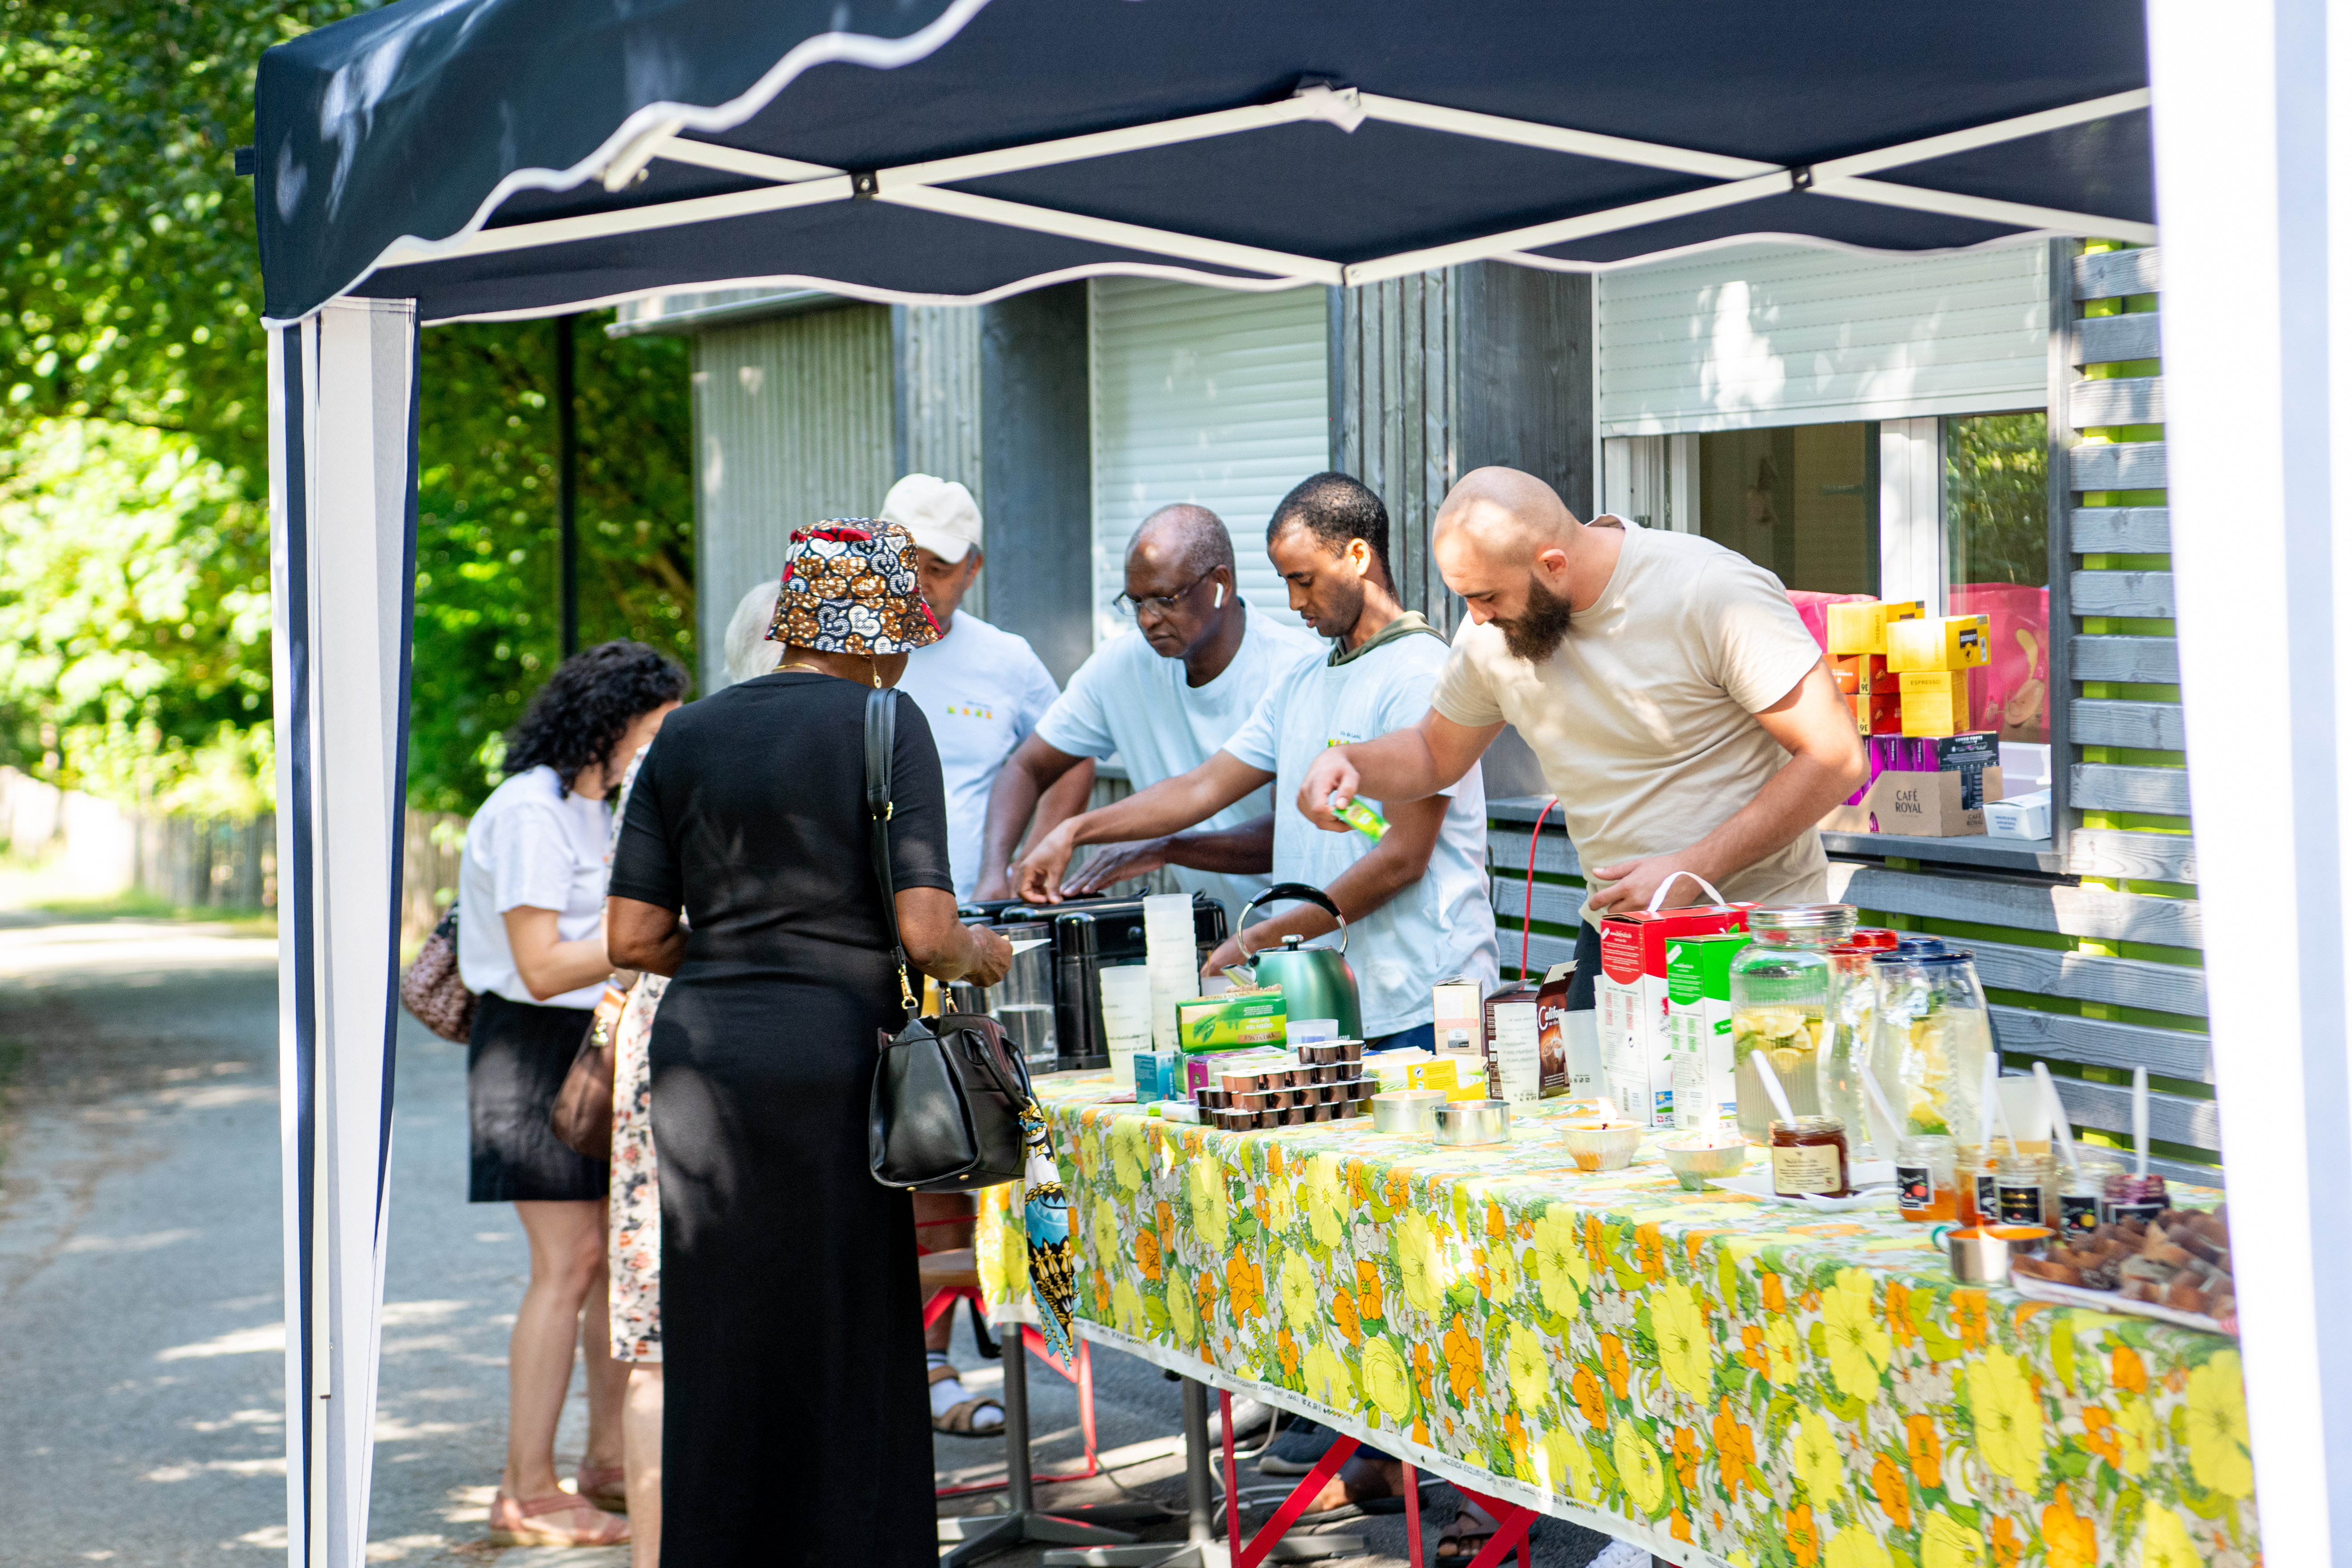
[651, 960, 934, 1568]
[468, 990, 608, 1203]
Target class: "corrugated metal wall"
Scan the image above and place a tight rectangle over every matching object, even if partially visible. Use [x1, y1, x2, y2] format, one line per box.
[1087, 280, 1327, 646]
[689, 304, 896, 692]
[893, 304, 987, 616]
[1333, 273, 1460, 633]
[1597, 241, 2050, 437]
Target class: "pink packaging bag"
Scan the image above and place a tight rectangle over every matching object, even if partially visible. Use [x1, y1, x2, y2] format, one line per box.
[1946, 583, 2050, 743]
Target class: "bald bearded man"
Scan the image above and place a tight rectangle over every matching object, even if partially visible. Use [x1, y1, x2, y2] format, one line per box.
[976, 503, 1320, 916]
[1298, 467, 1866, 930]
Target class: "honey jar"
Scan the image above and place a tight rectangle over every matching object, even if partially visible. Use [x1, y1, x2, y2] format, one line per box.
[1768, 1115, 1852, 1198]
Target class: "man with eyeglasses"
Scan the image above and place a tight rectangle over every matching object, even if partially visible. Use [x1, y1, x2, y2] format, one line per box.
[973, 503, 1320, 919]
[1008, 472, 1498, 1048]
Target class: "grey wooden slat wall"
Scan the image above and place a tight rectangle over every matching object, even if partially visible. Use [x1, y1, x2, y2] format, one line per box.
[689, 304, 897, 694]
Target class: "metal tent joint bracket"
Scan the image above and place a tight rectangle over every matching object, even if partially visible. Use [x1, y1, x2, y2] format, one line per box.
[851, 170, 881, 199]
[1789, 164, 1815, 191]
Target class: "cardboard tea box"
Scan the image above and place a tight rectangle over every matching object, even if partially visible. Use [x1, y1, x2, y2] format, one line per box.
[1597, 895, 1753, 1128]
[1663, 932, 1748, 1131]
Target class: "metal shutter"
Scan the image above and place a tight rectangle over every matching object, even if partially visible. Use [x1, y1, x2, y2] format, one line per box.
[1089, 280, 1329, 644]
[1597, 241, 2049, 437]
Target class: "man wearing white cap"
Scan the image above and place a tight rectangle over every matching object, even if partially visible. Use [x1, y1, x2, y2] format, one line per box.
[888, 473, 1095, 902]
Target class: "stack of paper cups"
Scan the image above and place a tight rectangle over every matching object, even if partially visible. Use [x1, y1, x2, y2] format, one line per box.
[1142, 893, 1202, 1054]
[1097, 966, 1154, 1089]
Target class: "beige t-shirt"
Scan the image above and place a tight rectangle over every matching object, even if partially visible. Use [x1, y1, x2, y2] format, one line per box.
[1430, 525, 1830, 912]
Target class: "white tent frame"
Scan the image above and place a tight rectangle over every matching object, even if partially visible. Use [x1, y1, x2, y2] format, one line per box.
[271, 32, 2352, 1565]
[365, 83, 2155, 286]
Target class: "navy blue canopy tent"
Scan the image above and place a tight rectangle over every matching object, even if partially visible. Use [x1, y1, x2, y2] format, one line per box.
[249, 1, 2339, 1562]
[256, 0, 2155, 327]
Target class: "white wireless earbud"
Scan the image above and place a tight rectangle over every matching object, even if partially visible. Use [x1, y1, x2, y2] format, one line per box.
[1214, 583, 1225, 608]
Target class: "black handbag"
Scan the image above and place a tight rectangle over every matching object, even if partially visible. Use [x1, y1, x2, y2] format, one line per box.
[862, 686, 1033, 1192]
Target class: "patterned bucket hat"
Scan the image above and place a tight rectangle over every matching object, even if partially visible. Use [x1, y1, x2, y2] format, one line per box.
[767, 520, 943, 655]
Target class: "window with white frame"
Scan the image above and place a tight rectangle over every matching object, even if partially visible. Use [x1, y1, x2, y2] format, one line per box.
[1602, 413, 2049, 743]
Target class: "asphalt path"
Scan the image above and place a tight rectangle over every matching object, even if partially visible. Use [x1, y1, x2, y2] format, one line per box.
[0, 914, 1626, 1568]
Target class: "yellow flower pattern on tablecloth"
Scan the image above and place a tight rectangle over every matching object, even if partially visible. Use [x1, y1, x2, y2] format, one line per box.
[978, 1078, 2260, 1568]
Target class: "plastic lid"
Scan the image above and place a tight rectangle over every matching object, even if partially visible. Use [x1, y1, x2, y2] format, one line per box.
[1896, 937, 1949, 955]
[1919, 951, 1976, 966]
[1748, 903, 1858, 933]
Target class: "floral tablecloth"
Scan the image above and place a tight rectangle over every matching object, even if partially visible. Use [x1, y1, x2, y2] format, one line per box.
[979, 1073, 2258, 1568]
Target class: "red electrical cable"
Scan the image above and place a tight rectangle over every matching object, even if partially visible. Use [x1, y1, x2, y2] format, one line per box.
[1522, 795, 1560, 979]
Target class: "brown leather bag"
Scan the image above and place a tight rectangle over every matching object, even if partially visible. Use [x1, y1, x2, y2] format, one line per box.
[551, 983, 627, 1160]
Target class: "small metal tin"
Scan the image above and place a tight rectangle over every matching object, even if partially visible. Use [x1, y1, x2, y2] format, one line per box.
[1433, 1099, 1512, 1147]
[1369, 1088, 1447, 1134]
[1938, 1224, 2053, 1284]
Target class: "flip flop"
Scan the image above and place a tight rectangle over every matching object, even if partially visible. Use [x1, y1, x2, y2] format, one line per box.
[1436, 1497, 1502, 1560]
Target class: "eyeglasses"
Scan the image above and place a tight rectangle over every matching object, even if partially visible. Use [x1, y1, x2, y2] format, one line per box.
[1112, 570, 1216, 620]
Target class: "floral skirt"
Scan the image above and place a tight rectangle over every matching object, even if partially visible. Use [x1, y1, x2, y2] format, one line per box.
[608, 973, 665, 1363]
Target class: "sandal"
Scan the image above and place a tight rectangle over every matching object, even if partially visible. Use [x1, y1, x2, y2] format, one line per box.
[929, 1361, 1004, 1437]
[488, 1490, 631, 1547]
[576, 1463, 629, 1513]
[1436, 1497, 1503, 1560]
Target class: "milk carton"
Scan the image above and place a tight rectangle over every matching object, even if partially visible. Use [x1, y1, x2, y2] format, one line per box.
[1664, 933, 1749, 1131]
[1596, 897, 1753, 1129]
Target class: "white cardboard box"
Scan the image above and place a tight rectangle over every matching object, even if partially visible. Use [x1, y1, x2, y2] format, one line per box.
[1985, 788, 2052, 840]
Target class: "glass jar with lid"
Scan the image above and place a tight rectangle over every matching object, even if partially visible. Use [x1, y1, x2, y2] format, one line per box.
[1870, 948, 1995, 1144]
[1820, 927, 1900, 1157]
[2061, 1154, 2125, 1237]
[1730, 904, 1857, 1142]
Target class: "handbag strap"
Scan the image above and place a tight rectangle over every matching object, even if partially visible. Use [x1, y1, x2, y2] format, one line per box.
[864, 687, 919, 1020]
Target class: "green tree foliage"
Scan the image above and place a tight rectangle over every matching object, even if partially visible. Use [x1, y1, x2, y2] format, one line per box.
[0, 0, 695, 818]
[0, 420, 274, 813]
[1945, 412, 2048, 588]
[410, 324, 695, 814]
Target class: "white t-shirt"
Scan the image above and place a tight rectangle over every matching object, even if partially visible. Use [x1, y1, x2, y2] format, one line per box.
[897, 613, 1063, 900]
[1430, 524, 1830, 913]
[1034, 609, 1322, 920]
[457, 764, 614, 1009]
[1223, 617, 1500, 1036]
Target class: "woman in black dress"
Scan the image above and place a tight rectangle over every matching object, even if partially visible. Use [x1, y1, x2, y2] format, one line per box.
[606, 522, 1012, 1566]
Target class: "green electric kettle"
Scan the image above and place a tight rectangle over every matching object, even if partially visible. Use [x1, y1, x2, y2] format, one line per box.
[1230, 883, 1362, 1041]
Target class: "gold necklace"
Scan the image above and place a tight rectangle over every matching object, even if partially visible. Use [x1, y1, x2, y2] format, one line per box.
[776, 660, 823, 675]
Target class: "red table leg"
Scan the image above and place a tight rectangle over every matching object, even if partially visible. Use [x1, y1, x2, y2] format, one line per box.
[1403, 1463, 1424, 1568]
[1220, 1391, 1242, 1567]
[1233, 1433, 1360, 1568]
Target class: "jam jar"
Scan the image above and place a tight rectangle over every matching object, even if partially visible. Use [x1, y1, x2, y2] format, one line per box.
[1769, 1115, 1852, 1198]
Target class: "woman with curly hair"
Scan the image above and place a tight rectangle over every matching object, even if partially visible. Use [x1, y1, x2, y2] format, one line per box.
[457, 638, 688, 1548]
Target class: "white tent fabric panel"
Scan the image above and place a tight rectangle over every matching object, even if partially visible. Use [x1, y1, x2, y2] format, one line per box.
[1596, 240, 2050, 436]
[267, 297, 418, 1568]
[1088, 280, 1328, 645]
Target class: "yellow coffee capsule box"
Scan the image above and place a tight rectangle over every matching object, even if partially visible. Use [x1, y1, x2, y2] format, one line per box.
[1886, 613, 1991, 673]
[1404, 1057, 1493, 1101]
[1900, 693, 1966, 737]
[1826, 599, 1926, 656]
[1897, 670, 1970, 698]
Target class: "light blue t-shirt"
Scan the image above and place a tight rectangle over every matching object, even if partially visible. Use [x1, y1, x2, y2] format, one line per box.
[1034, 609, 1321, 921]
[898, 613, 1063, 900]
[1220, 620, 1501, 1036]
